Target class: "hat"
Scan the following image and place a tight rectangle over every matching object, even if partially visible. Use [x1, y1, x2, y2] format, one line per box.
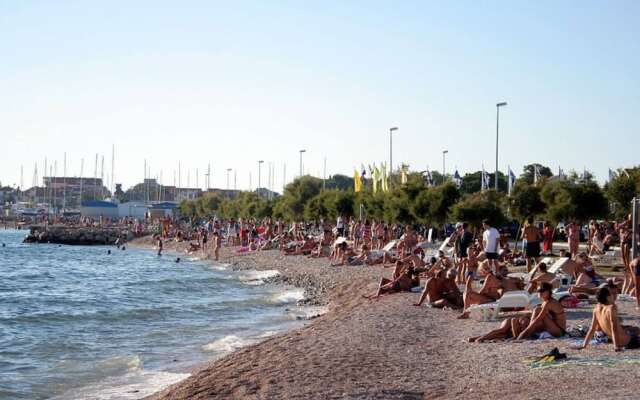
[455, 222, 463, 229]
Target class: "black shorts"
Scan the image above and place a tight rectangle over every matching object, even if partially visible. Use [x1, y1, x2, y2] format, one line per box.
[627, 334, 640, 349]
[525, 241, 540, 258]
[486, 252, 498, 260]
[635, 264, 640, 277]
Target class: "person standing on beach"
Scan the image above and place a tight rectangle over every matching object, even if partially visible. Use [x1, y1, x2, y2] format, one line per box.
[566, 221, 580, 259]
[157, 236, 163, 256]
[213, 231, 221, 261]
[482, 220, 500, 274]
[522, 217, 542, 273]
[631, 256, 640, 310]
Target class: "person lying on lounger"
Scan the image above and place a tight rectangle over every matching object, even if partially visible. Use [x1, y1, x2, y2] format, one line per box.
[579, 287, 640, 352]
[364, 265, 417, 299]
[527, 262, 555, 294]
[458, 262, 503, 319]
[516, 282, 566, 339]
[468, 316, 531, 343]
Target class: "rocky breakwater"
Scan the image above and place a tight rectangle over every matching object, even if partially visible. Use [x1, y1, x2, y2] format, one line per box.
[23, 225, 135, 245]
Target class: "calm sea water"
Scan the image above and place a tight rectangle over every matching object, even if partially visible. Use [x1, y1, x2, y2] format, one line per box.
[0, 229, 314, 400]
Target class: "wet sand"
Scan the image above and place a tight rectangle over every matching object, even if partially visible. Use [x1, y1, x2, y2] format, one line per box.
[132, 237, 640, 399]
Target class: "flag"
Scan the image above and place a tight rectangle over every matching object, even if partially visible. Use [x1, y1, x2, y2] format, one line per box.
[372, 164, 380, 193]
[425, 170, 434, 187]
[558, 166, 564, 179]
[400, 164, 409, 185]
[453, 170, 462, 188]
[380, 162, 389, 192]
[608, 168, 617, 182]
[481, 166, 489, 191]
[354, 169, 362, 192]
[508, 167, 516, 196]
[533, 165, 540, 185]
[360, 164, 366, 180]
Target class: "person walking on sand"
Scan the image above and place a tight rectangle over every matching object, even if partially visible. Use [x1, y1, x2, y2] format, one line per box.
[213, 231, 221, 261]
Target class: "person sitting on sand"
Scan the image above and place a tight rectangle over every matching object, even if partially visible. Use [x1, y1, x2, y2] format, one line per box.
[365, 265, 417, 299]
[527, 262, 555, 294]
[568, 253, 604, 295]
[468, 316, 531, 343]
[414, 269, 463, 309]
[458, 262, 503, 319]
[579, 287, 640, 352]
[308, 230, 333, 258]
[516, 282, 566, 339]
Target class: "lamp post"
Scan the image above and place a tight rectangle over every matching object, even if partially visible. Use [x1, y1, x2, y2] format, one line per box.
[442, 150, 448, 184]
[495, 101, 508, 190]
[389, 127, 398, 174]
[226, 168, 232, 190]
[299, 149, 306, 177]
[258, 160, 264, 191]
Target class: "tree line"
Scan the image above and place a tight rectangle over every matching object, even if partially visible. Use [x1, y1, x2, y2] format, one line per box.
[179, 164, 640, 228]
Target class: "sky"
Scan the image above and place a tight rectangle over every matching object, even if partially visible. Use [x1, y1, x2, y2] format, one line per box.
[1, 1, 639, 192]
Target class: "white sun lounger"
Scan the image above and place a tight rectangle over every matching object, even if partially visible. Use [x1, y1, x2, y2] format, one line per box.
[467, 290, 533, 321]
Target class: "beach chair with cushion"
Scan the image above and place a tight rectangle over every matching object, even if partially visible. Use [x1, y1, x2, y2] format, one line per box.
[467, 290, 533, 321]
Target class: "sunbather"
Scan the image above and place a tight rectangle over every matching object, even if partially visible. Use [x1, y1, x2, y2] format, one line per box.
[365, 265, 417, 299]
[579, 287, 640, 351]
[517, 282, 566, 339]
[527, 262, 555, 294]
[468, 316, 531, 343]
[458, 262, 502, 319]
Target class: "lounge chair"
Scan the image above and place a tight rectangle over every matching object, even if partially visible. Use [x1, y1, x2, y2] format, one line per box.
[467, 290, 533, 321]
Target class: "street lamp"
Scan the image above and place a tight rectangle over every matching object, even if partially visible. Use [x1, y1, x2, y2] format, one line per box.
[495, 101, 508, 190]
[389, 127, 398, 174]
[226, 168, 232, 190]
[258, 160, 264, 191]
[299, 149, 306, 177]
[442, 150, 448, 184]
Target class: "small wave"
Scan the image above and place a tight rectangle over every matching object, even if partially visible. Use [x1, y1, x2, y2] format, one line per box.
[273, 289, 305, 304]
[52, 369, 190, 400]
[202, 335, 250, 353]
[238, 270, 280, 285]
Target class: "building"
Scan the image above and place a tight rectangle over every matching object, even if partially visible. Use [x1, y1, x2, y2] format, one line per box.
[148, 202, 179, 219]
[80, 200, 119, 218]
[118, 201, 148, 219]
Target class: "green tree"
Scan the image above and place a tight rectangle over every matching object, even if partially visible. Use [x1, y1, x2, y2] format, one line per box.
[278, 176, 323, 220]
[540, 180, 608, 223]
[450, 190, 506, 229]
[520, 164, 553, 185]
[460, 171, 508, 194]
[508, 182, 545, 221]
[605, 167, 640, 218]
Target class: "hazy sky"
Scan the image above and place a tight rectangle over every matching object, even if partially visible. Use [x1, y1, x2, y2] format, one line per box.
[1, 1, 638, 191]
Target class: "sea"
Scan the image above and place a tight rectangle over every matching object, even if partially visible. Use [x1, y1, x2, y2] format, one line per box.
[0, 229, 319, 399]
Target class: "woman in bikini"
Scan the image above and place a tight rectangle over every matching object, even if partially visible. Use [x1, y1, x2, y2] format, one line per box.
[517, 282, 567, 339]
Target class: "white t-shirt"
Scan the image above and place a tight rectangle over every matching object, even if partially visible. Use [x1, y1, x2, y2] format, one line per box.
[483, 227, 500, 253]
[336, 217, 344, 229]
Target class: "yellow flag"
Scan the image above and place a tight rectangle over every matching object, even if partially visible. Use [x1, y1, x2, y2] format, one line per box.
[354, 169, 362, 192]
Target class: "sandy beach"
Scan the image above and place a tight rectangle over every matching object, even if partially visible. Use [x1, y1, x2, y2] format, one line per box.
[128, 237, 640, 400]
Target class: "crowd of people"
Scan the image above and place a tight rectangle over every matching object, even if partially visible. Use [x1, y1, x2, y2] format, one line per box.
[14, 209, 639, 353]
